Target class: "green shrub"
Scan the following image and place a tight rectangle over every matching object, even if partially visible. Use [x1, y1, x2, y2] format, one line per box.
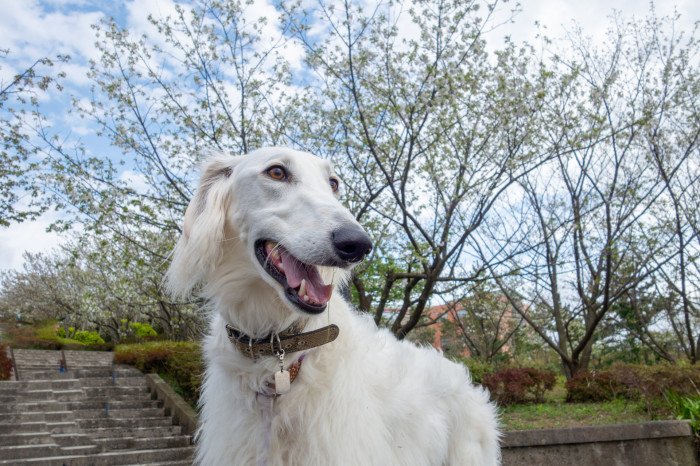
[482, 367, 557, 406]
[565, 370, 626, 402]
[165, 345, 204, 402]
[0, 346, 12, 380]
[8, 327, 63, 350]
[613, 364, 700, 400]
[114, 341, 203, 406]
[129, 322, 158, 338]
[73, 330, 105, 345]
[8, 323, 111, 351]
[565, 364, 700, 419]
[449, 356, 495, 384]
[667, 391, 700, 432]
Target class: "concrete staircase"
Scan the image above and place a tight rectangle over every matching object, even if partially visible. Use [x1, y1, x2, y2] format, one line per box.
[0, 349, 194, 465]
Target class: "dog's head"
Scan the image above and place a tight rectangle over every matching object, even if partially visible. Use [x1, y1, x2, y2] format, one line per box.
[167, 147, 372, 316]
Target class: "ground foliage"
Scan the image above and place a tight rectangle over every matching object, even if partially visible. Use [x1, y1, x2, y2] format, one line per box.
[114, 340, 203, 407]
[0, 345, 12, 380]
[4, 322, 113, 351]
[566, 364, 700, 418]
[482, 367, 557, 406]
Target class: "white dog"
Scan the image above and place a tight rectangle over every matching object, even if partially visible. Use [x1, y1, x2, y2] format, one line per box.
[167, 147, 500, 465]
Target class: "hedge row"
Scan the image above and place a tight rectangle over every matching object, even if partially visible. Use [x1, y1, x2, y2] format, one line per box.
[114, 341, 203, 407]
[7, 326, 114, 351]
[0, 346, 12, 381]
[565, 364, 700, 416]
[482, 367, 557, 406]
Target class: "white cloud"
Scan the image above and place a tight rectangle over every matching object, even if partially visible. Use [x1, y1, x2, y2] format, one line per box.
[486, 0, 699, 50]
[1, 1, 105, 70]
[0, 211, 65, 272]
[119, 169, 151, 194]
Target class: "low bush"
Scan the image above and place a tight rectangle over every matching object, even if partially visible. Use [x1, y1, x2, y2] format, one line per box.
[8, 326, 63, 350]
[7, 323, 112, 351]
[565, 370, 626, 402]
[449, 356, 495, 384]
[130, 322, 158, 338]
[0, 346, 12, 380]
[667, 391, 700, 432]
[566, 364, 700, 402]
[114, 341, 203, 406]
[73, 330, 105, 345]
[482, 367, 557, 406]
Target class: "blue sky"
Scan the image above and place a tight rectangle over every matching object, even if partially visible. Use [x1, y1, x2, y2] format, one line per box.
[1, 0, 698, 272]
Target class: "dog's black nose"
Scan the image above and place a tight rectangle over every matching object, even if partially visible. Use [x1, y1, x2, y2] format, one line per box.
[331, 226, 373, 263]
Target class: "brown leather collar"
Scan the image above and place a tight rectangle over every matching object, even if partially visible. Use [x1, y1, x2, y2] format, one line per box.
[225, 321, 339, 359]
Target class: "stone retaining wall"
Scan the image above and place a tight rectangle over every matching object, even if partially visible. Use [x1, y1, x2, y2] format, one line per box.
[144, 374, 199, 439]
[137, 376, 697, 465]
[502, 420, 696, 466]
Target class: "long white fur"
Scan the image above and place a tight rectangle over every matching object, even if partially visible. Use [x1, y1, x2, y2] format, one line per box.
[167, 147, 500, 465]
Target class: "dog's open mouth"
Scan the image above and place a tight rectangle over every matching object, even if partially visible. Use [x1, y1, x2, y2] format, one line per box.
[255, 240, 331, 314]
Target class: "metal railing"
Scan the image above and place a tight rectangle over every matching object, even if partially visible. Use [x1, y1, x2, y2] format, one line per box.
[9, 346, 19, 381]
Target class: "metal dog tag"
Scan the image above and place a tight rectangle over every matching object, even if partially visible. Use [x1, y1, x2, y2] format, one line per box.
[275, 370, 291, 395]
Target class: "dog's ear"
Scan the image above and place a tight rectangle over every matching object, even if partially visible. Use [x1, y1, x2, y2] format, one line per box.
[166, 154, 239, 296]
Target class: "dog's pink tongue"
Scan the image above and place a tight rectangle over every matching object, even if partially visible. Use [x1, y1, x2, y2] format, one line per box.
[280, 249, 331, 304]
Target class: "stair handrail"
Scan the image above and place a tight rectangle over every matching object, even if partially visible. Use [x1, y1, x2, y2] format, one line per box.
[60, 348, 68, 372]
[9, 346, 19, 381]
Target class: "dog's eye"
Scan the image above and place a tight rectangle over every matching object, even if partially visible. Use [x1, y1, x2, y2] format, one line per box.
[330, 178, 339, 193]
[266, 166, 287, 181]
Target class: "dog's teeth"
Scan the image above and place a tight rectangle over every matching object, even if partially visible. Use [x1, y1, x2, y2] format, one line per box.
[303, 295, 310, 302]
[278, 262, 284, 271]
[299, 279, 306, 296]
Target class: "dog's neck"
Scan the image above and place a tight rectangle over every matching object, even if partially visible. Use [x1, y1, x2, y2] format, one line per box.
[225, 320, 340, 360]
[205, 260, 300, 337]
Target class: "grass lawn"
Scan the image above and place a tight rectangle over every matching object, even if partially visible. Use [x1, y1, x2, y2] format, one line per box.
[498, 376, 675, 431]
[500, 399, 655, 431]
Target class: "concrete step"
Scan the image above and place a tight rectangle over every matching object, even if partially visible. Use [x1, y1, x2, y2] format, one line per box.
[84, 386, 149, 398]
[78, 377, 148, 387]
[0, 431, 96, 449]
[78, 416, 174, 430]
[0, 411, 72, 423]
[0, 389, 85, 402]
[12, 370, 74, 380]
[0, 421, 81, 435]
[0, 379, 80, 391]
[58, 444, 101, 456]
[87, 425, 183, 439]
[69, 399, 161, 410]
[93, 435, 191, 451]
[0, 422, 49, 434]
[73, 408, 165, 419]
[13, 367, 138, 381]
[0, 402, 69, 413]
[131, 462, 194, 466]
[54, 389, 87, 402]
[0, 444, 60, 460]
[0, 431, 53, 447]
[0, 399, 161, 414]
[50, 432, 95, 447]
[0, 446, 195, 465]
[47, 421, 82, 434]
